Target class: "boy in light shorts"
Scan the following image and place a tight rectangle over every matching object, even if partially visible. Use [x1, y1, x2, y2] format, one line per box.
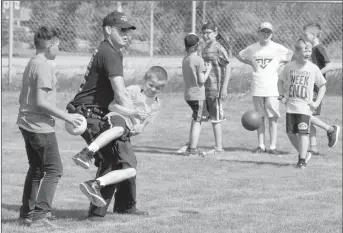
[237, 22, 293, 154]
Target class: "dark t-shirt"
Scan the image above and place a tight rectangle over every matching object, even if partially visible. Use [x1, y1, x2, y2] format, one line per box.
[311, 44, 330, 93]
[311, 44, 330, 75]
[72, 40, 123, 111]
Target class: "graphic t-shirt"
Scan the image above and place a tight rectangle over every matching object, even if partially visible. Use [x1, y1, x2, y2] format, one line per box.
[182, 53, 206, 101]
[239, 41, 292, 96]
[108, 85, 160, 130]
[279, 60, 326, 116]
[17, 55, 57, 133]
[201, 41, 230, 97]
[71, 40, 124, 111]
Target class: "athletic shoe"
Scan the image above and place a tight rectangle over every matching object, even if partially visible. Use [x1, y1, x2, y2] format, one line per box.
[72, 148, 94, 169]
[186, 148, 206, 157]
[87, 215, 107, 222]
[327, 125, 340, 148]
[113, 208, 149, 216]
[176, 142, 190, 154]
[79, 180, 106, 207]
[30, 217, 58, 228]
[305, 151, 312, 163]
[252, 147, 266, 154]
[17, 217, 32, 226]
[268, 149, 280, 155]
[296, 160, 307, 169]
[204, 147, 224, 156]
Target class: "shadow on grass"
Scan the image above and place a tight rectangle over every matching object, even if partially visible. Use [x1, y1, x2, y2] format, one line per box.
[220, 159, 295, 167]
[133, 145, 257, 155]
[133, 145, 290, 155]
[1, 203, 88, 221]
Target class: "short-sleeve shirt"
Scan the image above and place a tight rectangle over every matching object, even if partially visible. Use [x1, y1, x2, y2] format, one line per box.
[17, 55, 57, 133]
[311, 44, 330, 72]
[201, 41, 230, 97]
[107, 85, 160, 130]
[239, 41, 292, 97]
[71, 40, 124, 111]
[182, 53, 206, 100]
[279, 60, 326, 115]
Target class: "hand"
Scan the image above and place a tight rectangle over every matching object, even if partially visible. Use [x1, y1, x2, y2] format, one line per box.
[220, 88, 228, 99]
[66, 113, 84, 128]
[133, 123, 144, 134]
[205, 62, 212, 72]
[133, 110, 150, 120]
[278, 95, 287, 105]
[308, 101, 319, 110]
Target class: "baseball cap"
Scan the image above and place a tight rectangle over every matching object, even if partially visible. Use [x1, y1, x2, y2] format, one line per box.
[184, 33, 200, 48]
[102, 11, 136, 30]
[258, 22, 273, 32]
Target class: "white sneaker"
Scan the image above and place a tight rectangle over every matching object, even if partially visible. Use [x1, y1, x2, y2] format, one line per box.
[176, 142, 190, 154]
[204, 147, 224, 156]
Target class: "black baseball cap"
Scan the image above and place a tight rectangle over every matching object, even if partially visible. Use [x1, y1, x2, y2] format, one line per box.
[102, 11, 136, 30]
[184, 33, 199, 48]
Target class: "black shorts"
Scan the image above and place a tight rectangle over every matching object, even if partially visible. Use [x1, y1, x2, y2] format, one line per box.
[186, 100, 209, 122]
[81, 115, 137, 169]
[286, 113, 311, 135]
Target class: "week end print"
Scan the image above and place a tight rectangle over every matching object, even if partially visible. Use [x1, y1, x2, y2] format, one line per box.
[288, 69, 310, 101]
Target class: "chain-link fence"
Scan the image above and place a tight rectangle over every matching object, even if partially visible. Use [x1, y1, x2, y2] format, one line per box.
[2, 1, 342, 93]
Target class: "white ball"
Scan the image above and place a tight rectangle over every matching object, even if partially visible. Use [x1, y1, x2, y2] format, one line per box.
[65, 114, 87, 136]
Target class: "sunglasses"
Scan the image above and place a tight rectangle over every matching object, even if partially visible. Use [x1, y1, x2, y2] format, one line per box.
[109, 26, 131, 33]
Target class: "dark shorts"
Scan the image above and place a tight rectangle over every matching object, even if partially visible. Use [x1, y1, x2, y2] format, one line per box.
[286, 113, 311, 134]
[81, 115, 137, 169]
[206, 96, 226, 123]
[186, 100, 209, 122]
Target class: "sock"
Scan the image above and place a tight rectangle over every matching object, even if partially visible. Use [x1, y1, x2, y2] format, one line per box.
[88, 142, 99, 152]
[299, 158, 305, 163]
[328, 126, 335, 133]
[259, 144, 266, 150]
[96, 178, 105, 187]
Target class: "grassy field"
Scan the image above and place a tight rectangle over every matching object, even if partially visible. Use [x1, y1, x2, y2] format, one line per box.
[1, 91, 342, 233]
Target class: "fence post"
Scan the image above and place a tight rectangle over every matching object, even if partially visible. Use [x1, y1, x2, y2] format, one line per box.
[8, 1, 14, 85]
[202, 1, 206, 23]
[150, 1, 154, 57]
[191, 1, 196, 33]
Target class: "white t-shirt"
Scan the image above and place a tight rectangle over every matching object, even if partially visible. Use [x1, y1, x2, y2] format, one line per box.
[279, 60, 326, 116]
[239, 41, 292, 96]
[107, 85, 160, 130]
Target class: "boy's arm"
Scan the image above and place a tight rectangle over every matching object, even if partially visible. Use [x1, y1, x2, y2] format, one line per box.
[311, 84, 326, 109]
[321, 62, 342, 75]
[310, 68, 327, 109]
[198, 60, 212, 84]
[220, 63, 231, 99]
[36, 88, 83, 126]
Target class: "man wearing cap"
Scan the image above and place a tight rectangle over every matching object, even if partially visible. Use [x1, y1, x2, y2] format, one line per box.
[67, 11, 148, 220]
[237, 22, 293, 155]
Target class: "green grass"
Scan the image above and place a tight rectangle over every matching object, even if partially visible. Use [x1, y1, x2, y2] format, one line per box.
[1, 91, 342, 233]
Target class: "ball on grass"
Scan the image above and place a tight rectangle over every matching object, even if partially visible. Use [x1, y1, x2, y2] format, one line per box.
[241, 110, 262, 131]
[65, 114, 87, 136]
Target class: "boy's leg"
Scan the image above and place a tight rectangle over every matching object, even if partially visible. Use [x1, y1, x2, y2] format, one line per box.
[73, 115, 126, 169]
[268, 117, 278, 150]
[311, 116, 340, 148]
[252, 97, 267, 152]
[96, 163, 136, 186]
[88, 126, 125, 151]
[19, 128, 44, 222]
[309, 125, 318, 153]
[212, 122, 223, 150]
[287, 133, 299, 153]
[294, 114, 311, 168]
[31, 132, 63, 222]
[265, 97, 281, 153]
[205, 97, 225, 155]
[190, 120, 203, 149]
